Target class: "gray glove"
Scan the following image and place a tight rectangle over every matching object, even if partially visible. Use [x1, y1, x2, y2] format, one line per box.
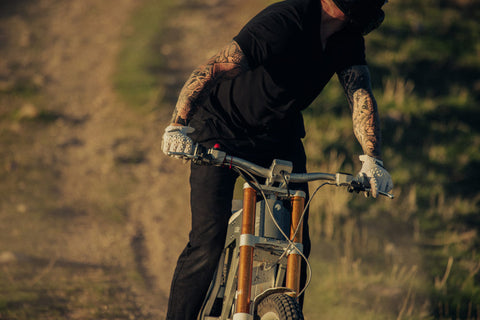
[161, 125, 195, 159]
[357, 155, 393, 198]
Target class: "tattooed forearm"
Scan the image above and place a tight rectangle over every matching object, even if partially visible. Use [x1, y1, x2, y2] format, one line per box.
[352, 89, 381, 158]
[338, 65, 382, 158]
[171, 40, 249, 125]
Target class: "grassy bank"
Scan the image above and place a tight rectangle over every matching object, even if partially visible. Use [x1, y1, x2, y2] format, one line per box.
[303, 0, 480, 318]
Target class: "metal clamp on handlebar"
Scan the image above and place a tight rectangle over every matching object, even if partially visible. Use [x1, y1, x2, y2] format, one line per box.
[190, 144, 227, 165]
[267, 159, 293, 186]
[335, 173, 354, 186]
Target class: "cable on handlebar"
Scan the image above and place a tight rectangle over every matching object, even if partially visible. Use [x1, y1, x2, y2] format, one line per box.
[281, 172, 292, 198]
[233, 166, 263, 195]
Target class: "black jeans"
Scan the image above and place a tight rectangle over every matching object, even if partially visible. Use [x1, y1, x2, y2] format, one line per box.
[166, 138, 311, 320]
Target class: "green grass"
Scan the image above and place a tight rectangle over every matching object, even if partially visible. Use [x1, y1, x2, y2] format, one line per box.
[304, 257, 428, 320]
[114, 0, 177, 112]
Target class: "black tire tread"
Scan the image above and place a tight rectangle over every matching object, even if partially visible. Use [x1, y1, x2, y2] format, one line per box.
[256, 293, 304, 320]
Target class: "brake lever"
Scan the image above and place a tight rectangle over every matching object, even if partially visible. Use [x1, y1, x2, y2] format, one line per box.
[367, 188, 395, 199]
[347, 178, 395, 199]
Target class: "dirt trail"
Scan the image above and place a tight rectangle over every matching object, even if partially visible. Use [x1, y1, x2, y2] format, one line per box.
[1, 0, 181, 316]
[0, 0, 267, 317]
[19, 0, 192, 315]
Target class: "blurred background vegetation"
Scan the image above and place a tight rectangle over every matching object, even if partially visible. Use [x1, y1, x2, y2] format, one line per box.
[1, 0, 479, 318]
[302, 0, 480, 318]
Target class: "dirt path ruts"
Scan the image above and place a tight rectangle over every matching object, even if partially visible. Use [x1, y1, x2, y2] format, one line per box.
[2, 0, 174, 317]
[31, 0, 186, 315]
[1, 0, 268, 317]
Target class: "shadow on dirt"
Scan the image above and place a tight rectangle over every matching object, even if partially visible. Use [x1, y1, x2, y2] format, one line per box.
[0, 0, 34, 18]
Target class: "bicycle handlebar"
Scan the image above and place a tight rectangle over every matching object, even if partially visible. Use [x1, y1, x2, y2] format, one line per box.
[169, 144, 394, 199]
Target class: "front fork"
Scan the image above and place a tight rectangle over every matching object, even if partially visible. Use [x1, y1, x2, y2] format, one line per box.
[233, 185, 306, 320]
[286, 191, 306, 296]
[234, 184, 256, 320]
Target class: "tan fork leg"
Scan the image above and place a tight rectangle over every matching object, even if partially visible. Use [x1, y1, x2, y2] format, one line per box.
[235, 184, 256, 317]
[286, 191, 306, 297]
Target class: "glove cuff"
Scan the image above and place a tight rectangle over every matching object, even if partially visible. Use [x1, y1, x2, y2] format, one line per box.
[165, 125, 195, 135]
[359, 154, 384, 167]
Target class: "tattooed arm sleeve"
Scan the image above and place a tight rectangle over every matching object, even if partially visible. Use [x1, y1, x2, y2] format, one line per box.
[170, 40, 250, 125]
[337, 65, 382, 159]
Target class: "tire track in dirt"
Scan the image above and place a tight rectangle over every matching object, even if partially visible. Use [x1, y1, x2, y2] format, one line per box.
[1, 0, 268, 317]
[29, 0, 182, 316]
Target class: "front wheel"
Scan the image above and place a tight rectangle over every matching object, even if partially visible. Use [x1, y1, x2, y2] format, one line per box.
[255, 294, 304, 320]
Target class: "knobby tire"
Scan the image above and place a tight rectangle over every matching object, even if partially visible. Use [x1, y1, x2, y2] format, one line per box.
[255, 293, 304, 320]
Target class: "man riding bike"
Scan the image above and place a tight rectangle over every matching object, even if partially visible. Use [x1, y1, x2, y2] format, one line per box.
[162, 0, 393, 319]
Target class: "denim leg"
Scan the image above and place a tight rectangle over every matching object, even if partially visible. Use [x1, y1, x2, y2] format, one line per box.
[166, 163, 238, 320]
